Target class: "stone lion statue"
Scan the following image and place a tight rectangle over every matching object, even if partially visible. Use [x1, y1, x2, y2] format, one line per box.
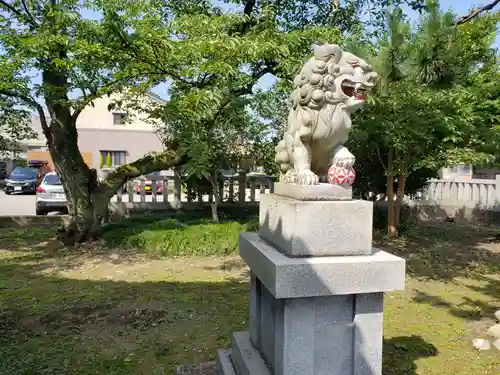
[275, 44, 377, 185]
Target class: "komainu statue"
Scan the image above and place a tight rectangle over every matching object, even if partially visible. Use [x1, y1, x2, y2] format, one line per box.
[275, 44, 377, 185]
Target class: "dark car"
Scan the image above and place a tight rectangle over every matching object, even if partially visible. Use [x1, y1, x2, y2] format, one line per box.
[4, 167, 39, 195]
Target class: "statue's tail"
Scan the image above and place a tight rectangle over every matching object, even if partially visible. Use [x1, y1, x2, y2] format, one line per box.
[275, 139, 291, 172]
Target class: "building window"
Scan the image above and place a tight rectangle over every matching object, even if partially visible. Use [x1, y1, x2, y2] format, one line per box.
[113, 112, 127, 125]
[100, 151, 126, 168]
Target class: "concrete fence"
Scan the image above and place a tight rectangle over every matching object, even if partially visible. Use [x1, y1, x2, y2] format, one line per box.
[409, 175, 500, 223]
[109, 173, 500, 221]
[421, 176, 500, 208]
[109, 172, 276, 217]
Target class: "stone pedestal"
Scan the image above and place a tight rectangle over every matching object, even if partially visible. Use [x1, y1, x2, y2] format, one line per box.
[179, 184, 406, 375]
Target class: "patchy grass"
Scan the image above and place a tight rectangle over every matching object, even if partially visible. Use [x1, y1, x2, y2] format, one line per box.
[100, 210, 259, 257]
[101, 212, 258, 257]
[0, 216, 499, 375]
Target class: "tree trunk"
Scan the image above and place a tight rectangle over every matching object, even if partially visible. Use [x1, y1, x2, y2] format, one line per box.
[386, 149, 398, 237]
[51, 139, 185, 245]
[387, 174, 398, 237]
[394, 171, 407, 228]
[208, 172, 220, 223]
[31, 60, 186, 246]
[48, 121, 109, 245]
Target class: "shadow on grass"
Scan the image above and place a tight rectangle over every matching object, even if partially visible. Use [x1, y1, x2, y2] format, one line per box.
[383, 336, 438, 375]
[0, 256, 436, 375]
[375, 221, 500, 326]
[375, 222, 500, 280]
[0, 208, 259, 268]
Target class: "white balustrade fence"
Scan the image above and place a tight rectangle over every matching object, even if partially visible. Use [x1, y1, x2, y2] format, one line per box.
[108, 172, 500, 217]
[421, 175, 500, 209]
[109, 172, 276, 215]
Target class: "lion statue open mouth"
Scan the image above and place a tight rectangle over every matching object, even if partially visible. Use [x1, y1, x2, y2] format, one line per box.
[275, 44, 377, 185]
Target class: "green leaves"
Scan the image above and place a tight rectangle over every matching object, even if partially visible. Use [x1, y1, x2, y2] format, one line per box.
[348, 1, 500, 198]
[0, 96, 36, 156]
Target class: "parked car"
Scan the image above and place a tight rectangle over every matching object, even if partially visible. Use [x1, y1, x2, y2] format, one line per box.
[4, 167, 39, 194]
[35, 172, 68, 215]
[28, 159, 52, 185]
[134, 172, 164, 194]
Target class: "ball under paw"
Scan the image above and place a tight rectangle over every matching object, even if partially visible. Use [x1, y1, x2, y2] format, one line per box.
[328, 165, 356, 186]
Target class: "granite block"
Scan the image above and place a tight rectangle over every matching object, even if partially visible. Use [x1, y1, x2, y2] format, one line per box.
[215, 350, 237, 375]
[259, 285, 278, 366]
[259, 194, 373, 257]
[354, 293, 384, 375]
[239, 232, 406, 299]
[176, 362, 218, 375]
[231, 332, 272, 375]
[248, 272, 261, 347]
[245, 286, 369, 375]
[273, 182, 352, 201]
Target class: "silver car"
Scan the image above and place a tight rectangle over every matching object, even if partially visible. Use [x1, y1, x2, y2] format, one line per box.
[35, 172, 68, 215]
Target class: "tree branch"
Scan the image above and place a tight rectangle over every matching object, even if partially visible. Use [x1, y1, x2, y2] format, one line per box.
[243, 0, 256, 16]
[0, 0, 37, 28]
[70, 72, 157, 123]
[99, 149, 187, 197]
[0, 89, 51, 139]
[376, 147, 387, 171]
[210, 63, 276, 122]
[20, 0, 37, 26]
[455, 0, 500, 25]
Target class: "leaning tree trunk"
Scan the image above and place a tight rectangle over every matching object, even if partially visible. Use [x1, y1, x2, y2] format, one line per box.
[48, 120, 109, 245]
[39, 65, 186, 246]
[41, 64, 113, 245]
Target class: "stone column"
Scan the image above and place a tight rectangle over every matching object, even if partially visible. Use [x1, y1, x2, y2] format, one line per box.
[216, 183, 405, 375]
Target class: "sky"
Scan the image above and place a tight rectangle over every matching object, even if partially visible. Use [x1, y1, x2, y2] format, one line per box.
[149, 0, 500, 98]
[19, 0, 500, 101]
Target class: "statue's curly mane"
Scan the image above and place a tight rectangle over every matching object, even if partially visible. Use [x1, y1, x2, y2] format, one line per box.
[275, 43, 376, 183]
[288, 59, 347, 140]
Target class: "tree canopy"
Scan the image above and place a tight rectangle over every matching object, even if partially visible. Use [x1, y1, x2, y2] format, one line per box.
[349, 1, 500, 235]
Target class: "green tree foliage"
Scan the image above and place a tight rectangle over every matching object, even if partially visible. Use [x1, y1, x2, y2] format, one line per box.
[0, 97, 36, 157]
[350, 1, 500, 235]
[106, 0, 344, 221]
[0, 0, 341, 242]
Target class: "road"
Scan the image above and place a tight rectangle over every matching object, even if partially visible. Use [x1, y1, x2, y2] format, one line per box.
[0, 191, 38, 216]
[0, 186, 268, 216]
[0, 190, 175, 216]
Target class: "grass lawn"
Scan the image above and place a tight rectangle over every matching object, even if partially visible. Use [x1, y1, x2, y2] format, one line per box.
[0, 211, 499, 375]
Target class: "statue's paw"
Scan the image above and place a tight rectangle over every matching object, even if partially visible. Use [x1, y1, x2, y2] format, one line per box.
[283, 170, 297, 184]
[296, 169, 319, 185]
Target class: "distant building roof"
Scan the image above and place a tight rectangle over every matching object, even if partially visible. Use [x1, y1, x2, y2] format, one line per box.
[146, 91, 167, 104]
[20, 90, 165, 146]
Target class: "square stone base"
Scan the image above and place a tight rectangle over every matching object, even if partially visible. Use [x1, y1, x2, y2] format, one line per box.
[259, 194, 373, 257]
[176, 362, 218, 375]
[239, 232, 405, 299]
[216, 332, 271, 375]
[273, 182, 352, 201]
